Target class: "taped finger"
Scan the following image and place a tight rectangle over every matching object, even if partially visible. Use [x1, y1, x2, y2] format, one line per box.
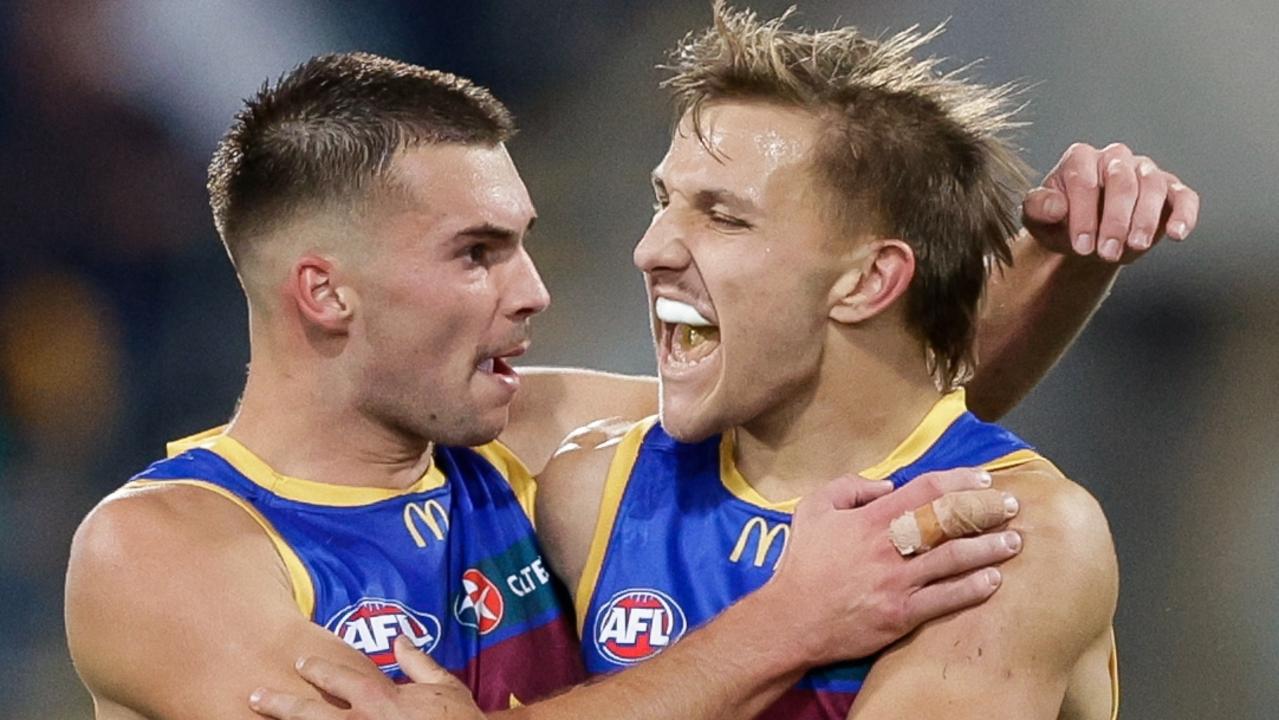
[889, 489, 1018, 556]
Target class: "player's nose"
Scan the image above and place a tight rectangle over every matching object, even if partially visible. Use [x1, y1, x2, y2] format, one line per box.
[506, 247, 550, 320]
[633, 213, 693, 274]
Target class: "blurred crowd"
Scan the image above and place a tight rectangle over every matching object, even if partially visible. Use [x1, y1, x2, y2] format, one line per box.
[0, 2, 1274, 718]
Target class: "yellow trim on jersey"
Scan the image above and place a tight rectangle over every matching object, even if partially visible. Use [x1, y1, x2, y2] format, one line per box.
[167, 427, 447, 507]
[1110, 628, 1120, 720]
[124, 478, 317, 618]
[574, 416, 659, 636]
[719, 431, 800, 512]
[472, 441, 538, 526]
[859, 389, 969, 481]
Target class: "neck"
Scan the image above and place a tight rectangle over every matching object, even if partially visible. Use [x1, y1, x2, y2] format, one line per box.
[225, 326, 434, 491]
[733, 330, 941, 503]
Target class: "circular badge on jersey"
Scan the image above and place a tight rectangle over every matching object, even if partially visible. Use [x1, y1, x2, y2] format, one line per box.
[593, 587, 688, 665]
[325, 598, 441, 669]
[453, 568, 505, 635]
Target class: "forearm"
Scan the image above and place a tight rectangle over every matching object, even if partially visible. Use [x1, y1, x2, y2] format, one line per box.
[497, 588, 807, 720]
[967, 231, 1120, 421]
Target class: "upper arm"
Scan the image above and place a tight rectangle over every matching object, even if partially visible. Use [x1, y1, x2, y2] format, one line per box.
[66, 485, 384, 720]
[848, 462, 1118, 719]
[534, 419, 632, 597]
[502, 368, 656, 475]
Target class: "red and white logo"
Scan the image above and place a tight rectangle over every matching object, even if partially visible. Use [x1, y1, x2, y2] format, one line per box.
[325, 598, 440, 669]
[593, 588, 687, 665]
[453, 568, 505, 635]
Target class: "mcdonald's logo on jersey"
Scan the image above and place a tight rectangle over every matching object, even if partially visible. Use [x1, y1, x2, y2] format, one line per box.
[403, 499, 450, 547]
[730, 516, 790, 569]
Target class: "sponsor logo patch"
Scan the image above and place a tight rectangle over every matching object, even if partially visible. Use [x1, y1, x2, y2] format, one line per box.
[593, 588, 687, 665]
[325, 598, 441, 669]
[453, 568, 505, 635]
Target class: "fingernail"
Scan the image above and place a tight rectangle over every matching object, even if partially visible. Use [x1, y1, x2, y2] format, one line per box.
[249, 689, 264, 707]
[1138, 160, 1156, 177]
[1168, 221, 1187, 240]
[986, 568, 1003, 587]
[1044, 195, 1065, 217]
[295, 657, 306, 671]
[977, 470, 993, 487]
[1106, 158, 1123, 174]
[1130, 232, 1151, 250]
[1073, 233, 1093, 254]
[1100, 237, 1122, 261]
[1003, 531, 1022, 552]
[1003, 494, 1019, 516]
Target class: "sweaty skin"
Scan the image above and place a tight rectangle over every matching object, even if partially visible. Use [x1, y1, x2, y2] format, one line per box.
[535, 101, 1163, 720]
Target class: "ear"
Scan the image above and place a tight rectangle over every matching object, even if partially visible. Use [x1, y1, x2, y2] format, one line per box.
[288, 254, 355, 333]
[827, 239, 915, 325]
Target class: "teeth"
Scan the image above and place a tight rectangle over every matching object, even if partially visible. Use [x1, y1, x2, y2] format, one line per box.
[655, 297, 714, 327]
[680, 325, 718, 349]
[477, 358, 494, 373]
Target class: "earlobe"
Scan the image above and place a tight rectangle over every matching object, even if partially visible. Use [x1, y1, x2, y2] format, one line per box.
[828, 239, 915, 325]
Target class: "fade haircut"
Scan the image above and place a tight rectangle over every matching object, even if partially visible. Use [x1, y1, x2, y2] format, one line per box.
[664, 3, 1031, 388]
[208, 51, 516, 269]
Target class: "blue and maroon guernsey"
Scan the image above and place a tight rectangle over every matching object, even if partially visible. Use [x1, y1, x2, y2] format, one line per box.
[125, 428, 583, 711]
[576, 390, 1118, 719]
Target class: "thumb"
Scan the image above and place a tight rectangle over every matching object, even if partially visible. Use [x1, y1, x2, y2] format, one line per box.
[823, 474, 895, 510]
[394, 636, 461, 687]
[1022, 187, 1067, 228]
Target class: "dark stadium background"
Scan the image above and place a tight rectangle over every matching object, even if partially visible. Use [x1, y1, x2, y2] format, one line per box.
[1, 1, 1273, 717]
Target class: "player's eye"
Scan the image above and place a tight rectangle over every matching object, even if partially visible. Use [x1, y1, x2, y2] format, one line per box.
[466, 243, 490, 265]
[710, 211, 751, 230]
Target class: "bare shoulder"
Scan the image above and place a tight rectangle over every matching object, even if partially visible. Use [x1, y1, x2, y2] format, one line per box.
[535, 417, 645, 595]
[66, 482, 365, 719]
[849, 459, 1118, 718]
[502, 367, 656, 475]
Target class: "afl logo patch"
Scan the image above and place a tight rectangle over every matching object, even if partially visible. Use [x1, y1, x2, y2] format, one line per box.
[593, 588, 687, 665]
[453, 568, 505, 635]
[325, 598, 441, 669]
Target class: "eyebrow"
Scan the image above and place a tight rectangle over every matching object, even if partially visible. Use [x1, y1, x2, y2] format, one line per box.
[454, 216, 537, 242]
[651, 173, 759, 216]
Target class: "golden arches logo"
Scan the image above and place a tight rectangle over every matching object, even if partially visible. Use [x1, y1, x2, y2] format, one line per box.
[729, 517, 790, 569]
[403, 499, 449, 547]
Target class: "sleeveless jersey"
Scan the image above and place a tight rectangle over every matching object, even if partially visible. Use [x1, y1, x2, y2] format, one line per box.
[125, 428, 583, 711]
[576, 390, 1118, 719]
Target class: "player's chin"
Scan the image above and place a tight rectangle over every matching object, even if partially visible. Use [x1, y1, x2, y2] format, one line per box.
[659, 391, 725, 444]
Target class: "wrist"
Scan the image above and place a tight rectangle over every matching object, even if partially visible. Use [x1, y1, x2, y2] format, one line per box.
[733, 577, 825, 671]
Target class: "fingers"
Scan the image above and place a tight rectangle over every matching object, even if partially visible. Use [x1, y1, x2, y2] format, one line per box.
[249, 689, 344, 720]
[1126, 158, 1168, 253]
[295, 656, 393, 706]
[1165, 176, 1200, 241]
[904, 566, 1005, 626]
[394, 636, 460, 687]
[1095, 146, 1139, 262]
[865, 467, 991, 522]
[819, 474, 895, 511]
[1058, 143, 1102, 255]
[909, 530, 1022, 585]
[888, 489, 1019, 555]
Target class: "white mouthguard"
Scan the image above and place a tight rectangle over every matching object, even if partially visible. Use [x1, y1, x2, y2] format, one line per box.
[655, 297, 714, 327]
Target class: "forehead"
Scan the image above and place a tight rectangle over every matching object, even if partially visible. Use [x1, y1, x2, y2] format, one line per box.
[386, 142, 534, 233]
[658, 101, 823, 192]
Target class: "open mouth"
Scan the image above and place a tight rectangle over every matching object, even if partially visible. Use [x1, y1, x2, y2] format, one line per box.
[476, 342, 527, 390]
[655, 297, 721, 368]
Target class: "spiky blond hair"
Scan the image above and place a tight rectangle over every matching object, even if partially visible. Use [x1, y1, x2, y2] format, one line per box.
[664, 3, 1031, 387]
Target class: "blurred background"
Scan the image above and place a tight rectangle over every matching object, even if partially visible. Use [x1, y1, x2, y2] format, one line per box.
[0, 0, 1273, 717]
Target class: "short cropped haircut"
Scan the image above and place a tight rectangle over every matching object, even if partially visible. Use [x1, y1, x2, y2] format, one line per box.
[208, 52, 515, 267]
[664, 3, 1031, 388]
